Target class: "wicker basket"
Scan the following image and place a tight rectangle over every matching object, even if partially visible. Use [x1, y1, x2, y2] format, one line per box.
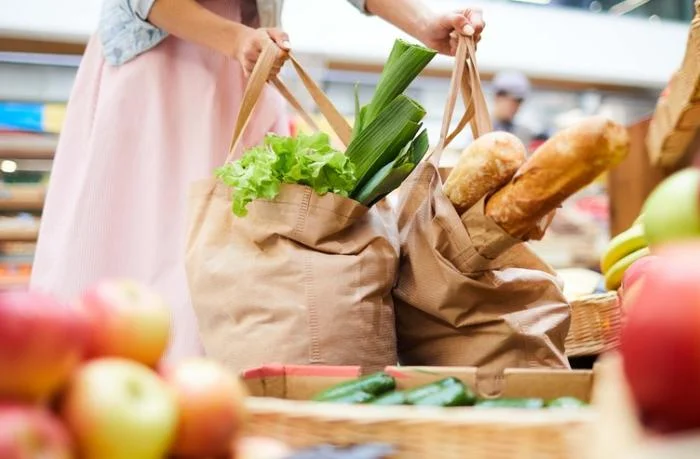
[245, 398, 594, 459]
[565, 292, 622, 357]
[242, 366, 597, 459]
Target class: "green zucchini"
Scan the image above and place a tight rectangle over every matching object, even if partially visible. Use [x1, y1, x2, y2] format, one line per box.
[403, 377, 464, 404]
[322, 390, 375, 404]
[474, 398, 545, 409]
[411, 381, 477, 407]
[370, 391, 408, 406]
[312, 372, 396, 401]
[546, 397, 587, 409]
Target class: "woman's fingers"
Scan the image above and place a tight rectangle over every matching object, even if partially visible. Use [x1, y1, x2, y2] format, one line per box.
[466, 8, 485, 37]
[267, 28, 291, 51]
[449, 8, 484, 41]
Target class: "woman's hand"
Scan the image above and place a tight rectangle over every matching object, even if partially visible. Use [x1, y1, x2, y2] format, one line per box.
[231, 27, 291, 76]
[148, 0, 290, 75]
[420, 9, 484, 56]
[363, 1, 484, 56]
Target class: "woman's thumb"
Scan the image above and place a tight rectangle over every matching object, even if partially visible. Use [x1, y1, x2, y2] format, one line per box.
[267, 28, 291, 50]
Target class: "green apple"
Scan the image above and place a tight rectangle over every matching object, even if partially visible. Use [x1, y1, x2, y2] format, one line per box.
[60, 358, 178, 459]
[643, 168, 700, 246]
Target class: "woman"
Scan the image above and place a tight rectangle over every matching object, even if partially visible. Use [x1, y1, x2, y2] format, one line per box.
[31, 0, 485, 363]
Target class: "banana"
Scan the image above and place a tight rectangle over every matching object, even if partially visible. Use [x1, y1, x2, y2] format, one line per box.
[604, 247, 651, 291]
[600, 224, 647, 275]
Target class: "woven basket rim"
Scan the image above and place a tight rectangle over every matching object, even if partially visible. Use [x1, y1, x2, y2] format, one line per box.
[569, 292, 618, 306]
[245, 396, 597, 427]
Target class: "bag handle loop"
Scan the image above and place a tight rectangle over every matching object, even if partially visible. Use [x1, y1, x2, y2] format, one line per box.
[424, 35, 492, 165]
[227, 41, 352, 164]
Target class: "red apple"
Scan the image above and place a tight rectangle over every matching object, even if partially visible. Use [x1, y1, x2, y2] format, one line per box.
[60, 358, 178, 459]
[0, 404, 74, 459]
[161, 358, 248, 457]
[0, 291, 88, 401]
[620, 245, 700, 433]
[79, 279, 171, 366]
[619, 255, 660, 312]
[621, 255, 659, 292]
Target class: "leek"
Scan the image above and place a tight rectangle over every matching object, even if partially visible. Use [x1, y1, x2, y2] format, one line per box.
[361, 40, 436, 129]
[346, 39, 436, 205]
[354, 129, 430, 206]
[346, 95, 425, 194]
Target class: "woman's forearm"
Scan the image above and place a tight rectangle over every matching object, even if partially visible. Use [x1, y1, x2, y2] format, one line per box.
[364, 0, 435, 42]
[148, 0, 246, 56]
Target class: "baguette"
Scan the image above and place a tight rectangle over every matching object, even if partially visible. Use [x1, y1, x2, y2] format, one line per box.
[485, 116, 630, 238]
[443, 132, 527, 214]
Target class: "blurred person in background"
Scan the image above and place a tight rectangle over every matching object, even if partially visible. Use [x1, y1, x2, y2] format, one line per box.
[491, 70, 533, 146]
[31, 0, 484, 364]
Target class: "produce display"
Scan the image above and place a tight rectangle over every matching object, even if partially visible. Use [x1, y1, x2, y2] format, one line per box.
[217, 39, 436, 216]
[7, 29, 696, 459]
[311, 373, 587, 409]
[0, 280, 252, 459]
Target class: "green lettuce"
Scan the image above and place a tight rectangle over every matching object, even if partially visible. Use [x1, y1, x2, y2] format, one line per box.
[216, 132, 357, 217]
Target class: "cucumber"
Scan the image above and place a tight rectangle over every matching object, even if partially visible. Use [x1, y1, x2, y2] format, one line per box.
[411, 381, 476, 407]
[312, 372, 396, 401]
[546, 397, 587, 409]
[370, 391, 408, 406]
[322, 390, 375, 404]
[403, 377, 462, 404]
[474, 398, 545, 409]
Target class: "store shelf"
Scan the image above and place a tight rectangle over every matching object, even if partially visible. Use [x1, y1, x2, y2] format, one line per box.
[0, 186, 45, 211]
[0, 134, 57, 160]
[0, 227, 38, 242]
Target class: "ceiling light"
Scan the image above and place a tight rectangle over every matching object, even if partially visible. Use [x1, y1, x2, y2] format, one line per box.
[1, 161, 17, 174]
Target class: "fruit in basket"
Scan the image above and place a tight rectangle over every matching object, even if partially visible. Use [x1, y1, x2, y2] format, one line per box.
[0, 404, 75, 459]
[160, 358, 248, 457]
[0, 291, 88, 401]
[235, 436, 292, 459]
[642, 168, 700, 246]
[620, 245, 700, 433]
[79, 279, 171, 366]
[60, 358, 178, 459]
[600, 223, 647, 275]
[603, 247, 651, 291]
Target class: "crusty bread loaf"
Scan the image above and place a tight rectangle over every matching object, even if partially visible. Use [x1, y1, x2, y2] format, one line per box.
[443, 132, 527, 214]
[485, 116, 630, 238]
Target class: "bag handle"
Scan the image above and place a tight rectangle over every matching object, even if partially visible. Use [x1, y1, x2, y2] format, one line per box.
[424, 35, 492, 165]
[226, 41, 353, 163]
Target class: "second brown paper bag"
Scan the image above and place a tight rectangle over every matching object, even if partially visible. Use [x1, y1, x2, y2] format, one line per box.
[393, 36, 571, 379]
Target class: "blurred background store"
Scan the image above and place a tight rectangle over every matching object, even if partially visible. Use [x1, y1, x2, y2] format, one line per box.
[0, 0, 692, 287]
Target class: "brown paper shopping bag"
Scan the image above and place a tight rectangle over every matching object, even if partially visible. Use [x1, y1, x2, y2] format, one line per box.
[393, 36, 570, 379]
[186, 43, 398, 374]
